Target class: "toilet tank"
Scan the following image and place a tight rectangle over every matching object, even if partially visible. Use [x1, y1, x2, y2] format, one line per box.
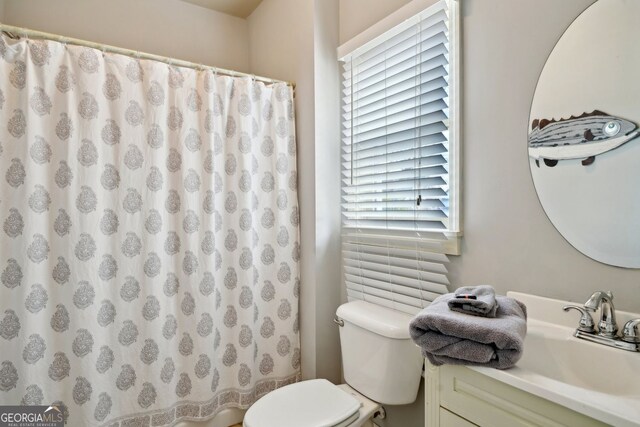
[336, 300, 423, 405]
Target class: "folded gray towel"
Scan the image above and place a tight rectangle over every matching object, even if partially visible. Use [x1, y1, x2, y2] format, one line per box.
[448, 285, 499, 317]
[410, 294, 527, 369]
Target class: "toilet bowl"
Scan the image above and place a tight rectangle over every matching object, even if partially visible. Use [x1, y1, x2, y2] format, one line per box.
[243, 301, 423, 427]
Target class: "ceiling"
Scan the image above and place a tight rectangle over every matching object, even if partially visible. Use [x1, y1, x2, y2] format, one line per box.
[180, 0, 263, 18]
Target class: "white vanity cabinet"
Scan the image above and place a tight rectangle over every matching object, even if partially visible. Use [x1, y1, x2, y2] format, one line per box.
[425, 362, 608, 427]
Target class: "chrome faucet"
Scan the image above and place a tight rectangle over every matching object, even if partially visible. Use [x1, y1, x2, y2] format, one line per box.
[584, 290, 618, 337]
[563, 291, 639, 352]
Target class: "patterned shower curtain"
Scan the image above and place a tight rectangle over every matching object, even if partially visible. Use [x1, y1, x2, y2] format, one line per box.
[0, 35, 300, 425]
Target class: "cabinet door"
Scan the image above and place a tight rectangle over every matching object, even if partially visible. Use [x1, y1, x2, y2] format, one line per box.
[440, 408, 477, 427]
[438, 366, 608, 427]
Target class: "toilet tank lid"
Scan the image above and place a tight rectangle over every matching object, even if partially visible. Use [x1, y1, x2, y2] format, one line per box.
[336, 300, 413, 339]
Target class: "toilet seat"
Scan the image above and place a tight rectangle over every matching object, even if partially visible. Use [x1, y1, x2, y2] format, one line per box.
[243, 379, 361, 427]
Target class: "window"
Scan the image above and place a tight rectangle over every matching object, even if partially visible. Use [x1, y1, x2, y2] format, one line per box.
[339, 0, 460, 314]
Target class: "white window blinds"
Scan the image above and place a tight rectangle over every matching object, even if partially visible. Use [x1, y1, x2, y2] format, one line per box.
[342, 234, 450, 315]
[339, 0, 459, 315]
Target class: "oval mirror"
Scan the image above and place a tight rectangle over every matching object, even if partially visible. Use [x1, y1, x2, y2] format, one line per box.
[529, 0, 640, 267]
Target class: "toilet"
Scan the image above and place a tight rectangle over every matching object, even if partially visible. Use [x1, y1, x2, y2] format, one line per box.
[243, 300, 423, 427]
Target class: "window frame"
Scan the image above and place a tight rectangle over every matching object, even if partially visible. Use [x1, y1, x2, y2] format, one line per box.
[338, 0, 462, 256]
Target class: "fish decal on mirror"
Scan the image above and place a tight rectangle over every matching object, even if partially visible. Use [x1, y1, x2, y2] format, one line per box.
[529, 110, 640, 167]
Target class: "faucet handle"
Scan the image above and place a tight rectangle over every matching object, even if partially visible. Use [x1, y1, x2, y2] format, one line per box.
[563, 305, 596, 333]
[622, 319, 640, 343]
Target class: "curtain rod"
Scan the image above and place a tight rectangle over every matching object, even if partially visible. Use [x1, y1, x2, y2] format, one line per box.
[0, 23, 295, 89]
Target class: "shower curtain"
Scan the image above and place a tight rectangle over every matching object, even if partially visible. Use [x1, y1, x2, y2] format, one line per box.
[0, 35, 300, 426]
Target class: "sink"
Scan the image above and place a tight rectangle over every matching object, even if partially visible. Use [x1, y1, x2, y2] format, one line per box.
[467, 292, 640, 427]
[519, 321, 640, 396]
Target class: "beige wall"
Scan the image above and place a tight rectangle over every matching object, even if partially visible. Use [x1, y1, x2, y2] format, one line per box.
[1, 0, 250, 72]
[311, 0, 343, 386]
[450, 0, 640, 313]
[339, 0, 411, 44]
[248, 0, 343, 384]
[247, 0, 309, 83]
